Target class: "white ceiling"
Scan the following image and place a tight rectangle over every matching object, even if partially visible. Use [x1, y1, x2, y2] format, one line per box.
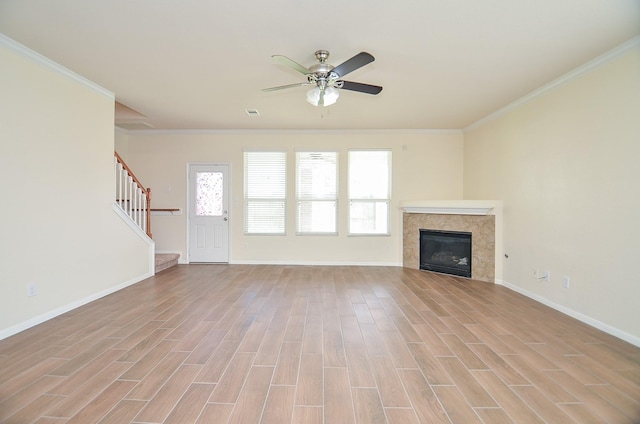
[1, 0, 639, 131]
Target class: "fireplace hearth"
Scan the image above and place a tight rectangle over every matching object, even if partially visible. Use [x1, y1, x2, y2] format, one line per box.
[420, 229, 472, 278]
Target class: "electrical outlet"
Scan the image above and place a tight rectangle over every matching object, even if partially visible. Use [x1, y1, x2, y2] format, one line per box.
[27, 283, 37, 297]
[562, 276, 570, 288]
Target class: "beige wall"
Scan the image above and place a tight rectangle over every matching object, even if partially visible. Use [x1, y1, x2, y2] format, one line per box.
[464, 46, 640, 343]
[115, 129, 129, 159]
[0, 37, 152, 338]
[125, 131, 464, 265]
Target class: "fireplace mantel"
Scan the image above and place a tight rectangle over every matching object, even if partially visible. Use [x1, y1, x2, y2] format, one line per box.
[400, 200, 498, 216]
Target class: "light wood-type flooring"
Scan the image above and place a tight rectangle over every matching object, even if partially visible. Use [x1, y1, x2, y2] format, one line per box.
[1, 265, 639, 423]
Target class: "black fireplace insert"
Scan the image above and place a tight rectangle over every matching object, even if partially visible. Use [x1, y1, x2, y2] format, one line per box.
[420, 229, 472, 278]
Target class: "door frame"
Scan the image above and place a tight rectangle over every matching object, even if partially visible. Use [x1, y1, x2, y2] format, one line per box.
[186, 162, 232, 263]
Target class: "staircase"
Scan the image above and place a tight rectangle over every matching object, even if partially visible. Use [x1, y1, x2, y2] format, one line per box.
[114, 152, 152, 238]
[155, 253, 180, 273]
[115, 151, 179, 274]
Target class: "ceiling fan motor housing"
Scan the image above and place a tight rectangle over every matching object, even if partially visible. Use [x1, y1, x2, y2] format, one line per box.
[308, 50, 336, 88]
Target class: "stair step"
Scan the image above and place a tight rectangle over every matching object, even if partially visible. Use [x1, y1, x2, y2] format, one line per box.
[155, 253, 179, 273]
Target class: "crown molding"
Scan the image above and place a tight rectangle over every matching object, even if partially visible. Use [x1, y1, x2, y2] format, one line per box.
[122, 128, 464, 136]
[0, 33, 113, 100]
[464, 35, 640, 133]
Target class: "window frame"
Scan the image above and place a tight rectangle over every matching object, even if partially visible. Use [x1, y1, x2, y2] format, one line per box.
[295, 150, 339, 235]
[243, 149, 287, 235]
[348, 149, 392, 236]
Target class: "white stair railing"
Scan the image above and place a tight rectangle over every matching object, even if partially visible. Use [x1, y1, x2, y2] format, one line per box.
[114, 152, 152, 238]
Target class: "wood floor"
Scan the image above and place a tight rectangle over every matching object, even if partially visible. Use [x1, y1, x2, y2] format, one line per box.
[1, 265, 639, 423]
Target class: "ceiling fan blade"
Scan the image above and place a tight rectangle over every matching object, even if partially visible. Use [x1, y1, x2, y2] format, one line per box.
[272, 55, 311, 75]
[338, 81, 383, 95]
[262, 82, 312, 92]
[330, 52, 375, 78]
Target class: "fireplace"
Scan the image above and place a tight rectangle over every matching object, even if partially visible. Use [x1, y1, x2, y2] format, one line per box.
[420, 229, 472, 278]
[402, 201, 500, 283]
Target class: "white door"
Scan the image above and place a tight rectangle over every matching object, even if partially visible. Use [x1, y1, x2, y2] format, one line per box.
[188, 164, 230, 263]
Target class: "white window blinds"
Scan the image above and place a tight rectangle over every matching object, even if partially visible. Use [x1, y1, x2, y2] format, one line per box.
[348, 150, 391, 235]
[296, 151, 338, 234]
[244, 150, 286, 234]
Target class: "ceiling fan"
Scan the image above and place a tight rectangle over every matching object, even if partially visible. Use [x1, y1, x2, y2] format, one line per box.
[262, 50, 383, 107]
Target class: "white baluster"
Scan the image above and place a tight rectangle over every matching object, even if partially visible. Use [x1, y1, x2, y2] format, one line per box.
[140, 189, 144, 228]
[143, 189, 147, 232]
[114, 155, 149, 236]
[117, 164, 121, 208]
[123, 171, 127, 211]
[118, 164, 124, 208]
[133, 187, 137, 225]
[140, 189, 147, 233]
[114, 158, 119, 207]
[128, 176, 133, 217]
[140, 188, 144, 227]
[122, 167, 126, 208]
[114, 156, 118, 204]
[136, 187, 141, 226]
[123, 172, 127, 212]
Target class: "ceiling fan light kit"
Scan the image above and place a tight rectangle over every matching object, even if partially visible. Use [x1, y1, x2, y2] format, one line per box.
[307, 86, 339, 106]
[263, 49, 383, 107]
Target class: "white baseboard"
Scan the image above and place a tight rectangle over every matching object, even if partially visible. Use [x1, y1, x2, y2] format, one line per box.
[0, 272, 152, 341]
[496, 279, 640, 348]
[229, 260, 403, 267]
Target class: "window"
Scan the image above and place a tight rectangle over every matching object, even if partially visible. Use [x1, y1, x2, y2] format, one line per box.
[296, 151, 338, 234]
[244, 150, 286, 234]
[349, 150, 391, 235]
[195, 171, 223, 216]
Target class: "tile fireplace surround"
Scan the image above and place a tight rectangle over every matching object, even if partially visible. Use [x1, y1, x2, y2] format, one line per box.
[401, 201, 503, 283]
